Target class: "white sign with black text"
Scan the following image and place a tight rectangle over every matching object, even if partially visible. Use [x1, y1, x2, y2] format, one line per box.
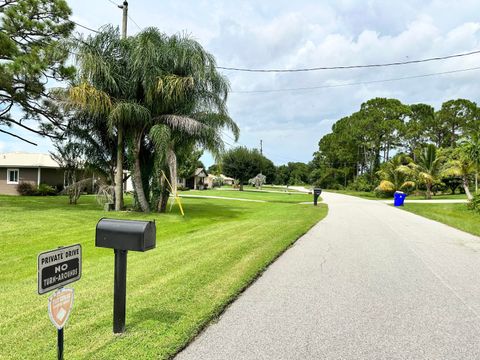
[38, 244, 82, 295]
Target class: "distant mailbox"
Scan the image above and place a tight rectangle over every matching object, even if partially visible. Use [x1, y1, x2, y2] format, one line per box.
[313, 188, 322, 206]
[95, 218, 156, 252]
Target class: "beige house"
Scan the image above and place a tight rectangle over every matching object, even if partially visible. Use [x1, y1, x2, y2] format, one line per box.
[0, 153, 64, 195]
[205, 174, 235, 188]
[177, 168, 209, 190]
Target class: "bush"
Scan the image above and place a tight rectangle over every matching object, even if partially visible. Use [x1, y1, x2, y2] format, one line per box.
[17, 182, 37, 196]
[37, 184, 56, 196]
[325, 183, 344, 190]
[348, 175, 374, 192]
[468, 193, 480, 213]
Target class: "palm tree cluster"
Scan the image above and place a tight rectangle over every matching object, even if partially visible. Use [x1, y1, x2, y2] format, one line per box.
[376, 144, 478, 200]
[60, 26, 238, 212]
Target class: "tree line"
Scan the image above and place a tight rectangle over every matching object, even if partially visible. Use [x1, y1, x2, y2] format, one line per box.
[310, 97, 480, 197]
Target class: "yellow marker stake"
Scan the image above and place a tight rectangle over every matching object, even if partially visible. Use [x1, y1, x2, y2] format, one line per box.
[161, 171, 185, 216]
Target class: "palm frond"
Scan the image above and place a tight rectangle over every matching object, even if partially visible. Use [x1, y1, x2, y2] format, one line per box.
[68, 83, 112, 116]
[108, 102, 151, 129]
[154, 115, 206, 135]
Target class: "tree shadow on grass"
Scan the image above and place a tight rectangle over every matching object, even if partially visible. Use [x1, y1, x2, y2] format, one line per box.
[128, 307, 184, 331]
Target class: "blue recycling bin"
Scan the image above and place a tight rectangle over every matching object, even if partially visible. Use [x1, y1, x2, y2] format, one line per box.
[393, 191, 407, 206]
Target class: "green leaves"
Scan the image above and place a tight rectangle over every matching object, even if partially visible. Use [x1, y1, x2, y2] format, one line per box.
[0, 0, 74, 140]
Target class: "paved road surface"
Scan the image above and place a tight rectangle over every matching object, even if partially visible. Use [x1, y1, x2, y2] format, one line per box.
[176, 191, 480, 359]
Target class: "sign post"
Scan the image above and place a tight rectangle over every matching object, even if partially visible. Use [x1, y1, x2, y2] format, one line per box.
[38, 244, 82, 359]
[48, 288, 74, 360]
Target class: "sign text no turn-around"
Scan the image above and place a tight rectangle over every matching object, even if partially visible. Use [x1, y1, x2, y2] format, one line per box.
[38, 244, 82, 295]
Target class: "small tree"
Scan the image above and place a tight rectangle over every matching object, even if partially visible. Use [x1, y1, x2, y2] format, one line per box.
[442, 147, 475, 200]
[249, 173, 267, 189]
[414, 144, 443, 199]
[375, 154, 416, 196]
[222, 147, 262, 191]
[51, 141, 84, 204]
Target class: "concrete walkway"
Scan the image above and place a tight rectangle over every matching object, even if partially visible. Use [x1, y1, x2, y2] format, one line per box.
[176, 191, 480, 359]
[379, 199, 468, 204]
[178, 194, 266, 203]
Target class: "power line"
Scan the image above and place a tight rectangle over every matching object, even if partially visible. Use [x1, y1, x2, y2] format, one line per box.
[218, 49, 480, 73]
[106, 0, 120, 6]
[220, 131, 304, 163]
[71, 21, 100, 34]
[127, 14, 142, 31]
[231, 66, 480, 94]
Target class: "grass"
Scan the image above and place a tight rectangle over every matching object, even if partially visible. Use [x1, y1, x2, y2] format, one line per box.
[325, 189, 467, 201]
[324, 189, 379, 199]
[0, 192, 326, 359]
[184, 189, 314, 203]
[401, 203, 480, 237]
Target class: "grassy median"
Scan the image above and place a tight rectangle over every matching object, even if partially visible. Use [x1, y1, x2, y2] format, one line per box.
[401, 202, 479, 237]
[0, 191, 326, 359]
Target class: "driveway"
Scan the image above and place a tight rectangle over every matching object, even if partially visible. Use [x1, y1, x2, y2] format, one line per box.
[176, 191, 480, 359]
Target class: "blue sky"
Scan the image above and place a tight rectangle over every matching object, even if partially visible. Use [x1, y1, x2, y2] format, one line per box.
[2, 0, 480, 166]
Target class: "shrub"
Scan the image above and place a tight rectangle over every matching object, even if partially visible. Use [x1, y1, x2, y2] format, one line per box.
[37, 184, 56, 196]
[17, 182, 37, 196]
[374, 181, 395, 198]
[326, 183, 344, 190]
[468, 193, 480, 213]
[348, 175, 374, 192]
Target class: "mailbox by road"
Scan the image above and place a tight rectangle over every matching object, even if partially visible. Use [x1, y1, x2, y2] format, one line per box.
[313, 188, 322, 206]
[96, 218, 156, 251]
[95, 218, 156, 333]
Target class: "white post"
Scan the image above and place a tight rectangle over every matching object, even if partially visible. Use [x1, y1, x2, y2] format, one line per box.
[37, 168, 41, 185]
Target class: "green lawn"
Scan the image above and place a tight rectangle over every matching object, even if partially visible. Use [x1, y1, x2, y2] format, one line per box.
[324, 189, 379, 199]
[0, 192, 326, 359]
[325, 189, 467, 201]
[401, 203, 480, 236]
[185, 189, 315, 203]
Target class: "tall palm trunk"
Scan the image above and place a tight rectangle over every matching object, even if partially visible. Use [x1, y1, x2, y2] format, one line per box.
[114, 126, 124, 211]
[426, 182, 432, 200]
[157, 172, 170, 213]
[463, 176, 473, 200]
[475, 171, 478, 194]
[167, 145, 177, 196]
[132, 133, 150, 212]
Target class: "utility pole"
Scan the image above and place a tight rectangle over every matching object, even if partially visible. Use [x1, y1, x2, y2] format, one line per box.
[119, 1, 128, 39]
[114, 0, 128, 211]
[260, 139, 263, 155]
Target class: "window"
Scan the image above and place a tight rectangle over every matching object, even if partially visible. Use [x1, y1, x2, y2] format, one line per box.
[7, 169, 19, 184]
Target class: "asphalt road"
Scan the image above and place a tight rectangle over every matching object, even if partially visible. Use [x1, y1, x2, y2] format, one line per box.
[176, 191, 480, 359]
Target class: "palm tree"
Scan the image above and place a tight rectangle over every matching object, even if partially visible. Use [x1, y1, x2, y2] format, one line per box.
[442, 147, 475, 200]
[463, 134, 480, 193]
[67, 27, 238, 212]
[376, 154, 416, 194]
[415, 144, 443, 199]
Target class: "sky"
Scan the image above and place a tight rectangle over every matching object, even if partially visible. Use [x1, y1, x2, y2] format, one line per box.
[2, 0, 480, 166]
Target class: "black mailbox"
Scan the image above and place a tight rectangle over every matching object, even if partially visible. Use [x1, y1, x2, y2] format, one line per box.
[313, 188, 322, 206]
[96, 218, 156, 252]
[95, 218, 157, 334]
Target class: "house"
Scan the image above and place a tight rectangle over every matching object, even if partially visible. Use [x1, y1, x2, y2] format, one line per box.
[205, 173, 235, 188]
[0, 152, 64, 195]
[177, 168, 209, 190]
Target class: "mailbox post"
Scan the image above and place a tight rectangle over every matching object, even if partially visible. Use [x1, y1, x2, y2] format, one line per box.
[95, 218, 156, 333]
[313, 188, 322, 206]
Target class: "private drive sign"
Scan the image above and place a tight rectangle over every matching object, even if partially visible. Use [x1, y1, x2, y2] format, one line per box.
[38, 244, 82, 295]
